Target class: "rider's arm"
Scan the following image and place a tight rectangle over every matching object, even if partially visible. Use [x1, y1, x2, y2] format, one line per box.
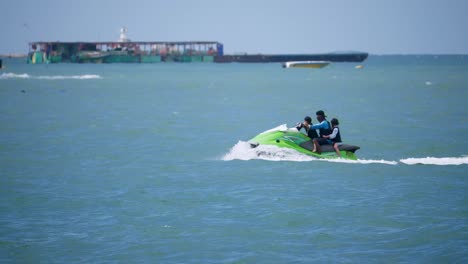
[326, 127, 339, 139]
[311, 121, 326, 130]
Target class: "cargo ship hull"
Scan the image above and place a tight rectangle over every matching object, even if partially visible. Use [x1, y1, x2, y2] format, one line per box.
[27, 41, 368, 64]
[215, 53, 368, 63]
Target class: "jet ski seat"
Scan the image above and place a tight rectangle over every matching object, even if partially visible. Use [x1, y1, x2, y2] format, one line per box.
[299, 140, 360, 153]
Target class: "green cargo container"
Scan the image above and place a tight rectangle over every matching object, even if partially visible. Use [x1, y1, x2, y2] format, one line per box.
[29, 52, 44, 64]
[49, 55, 62, 63]
[203, 56, 214, 62]
[191, 56, 203, 62]
[141, 55, 161, 63]
[164, 56, 175, 62]
[37, 52, 44, 63]
[180, 55, 192, 62]
[104, 55, 140, 63]
[70, 55, 78, 63]
[79, 57, 104, 63]
[180, 55, 203, 62]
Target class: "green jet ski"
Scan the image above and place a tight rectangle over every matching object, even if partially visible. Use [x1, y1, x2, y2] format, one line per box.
[248, 124, 360, 160]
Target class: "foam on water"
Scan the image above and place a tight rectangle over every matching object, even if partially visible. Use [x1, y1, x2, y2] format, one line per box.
[326, 158, 398, 165]
[0, 72, 30, 79]
[37, 74, 102, 80]
[400, 156, 468, 165]
[0, 72, 102, 80]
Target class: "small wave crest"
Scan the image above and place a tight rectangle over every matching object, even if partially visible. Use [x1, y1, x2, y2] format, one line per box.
[0, 73, 30, 79]
[221, 141, 397, 164]
[0, 72, 102, 80]
[326, 158, 398, 165]
[37, 74, 102, 80]
[400, 156, 468, 166]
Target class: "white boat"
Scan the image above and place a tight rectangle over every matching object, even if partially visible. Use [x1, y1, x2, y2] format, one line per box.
[282, 61, 330, 68]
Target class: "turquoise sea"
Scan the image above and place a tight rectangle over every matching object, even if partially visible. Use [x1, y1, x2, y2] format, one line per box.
[1, 56, 467, 263]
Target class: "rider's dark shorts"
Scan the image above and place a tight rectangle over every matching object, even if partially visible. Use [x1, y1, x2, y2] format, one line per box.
[315, 138, 331, 145]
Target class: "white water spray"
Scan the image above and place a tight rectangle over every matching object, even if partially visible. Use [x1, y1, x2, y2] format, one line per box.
[0, 73, 102, 80]
[400, 156, 468, 166]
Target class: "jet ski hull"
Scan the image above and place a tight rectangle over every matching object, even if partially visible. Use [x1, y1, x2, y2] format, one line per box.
[249, 128, 359, 160]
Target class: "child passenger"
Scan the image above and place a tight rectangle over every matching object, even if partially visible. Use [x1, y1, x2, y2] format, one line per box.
[321, 118, 342, 157]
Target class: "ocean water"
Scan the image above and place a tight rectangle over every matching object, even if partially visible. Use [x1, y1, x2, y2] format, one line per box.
[0, 56, 467, 263]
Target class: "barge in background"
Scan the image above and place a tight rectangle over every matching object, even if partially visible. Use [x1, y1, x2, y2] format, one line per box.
[27, 27, 368, 64]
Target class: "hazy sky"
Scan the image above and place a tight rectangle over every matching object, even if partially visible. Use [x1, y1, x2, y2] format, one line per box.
[2, 0, 467, 54]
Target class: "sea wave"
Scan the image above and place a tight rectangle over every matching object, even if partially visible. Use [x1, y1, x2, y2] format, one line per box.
[0, 72, 102, 80]
[0, 73, 30, 79]
[37, 74, 102, 80]
[222, 141, 397, 164]
[400, 156, 468, 166]
[326, 158, 398, 165]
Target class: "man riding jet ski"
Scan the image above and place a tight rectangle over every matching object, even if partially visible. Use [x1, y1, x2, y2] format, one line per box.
[248, 114, 360, 160]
